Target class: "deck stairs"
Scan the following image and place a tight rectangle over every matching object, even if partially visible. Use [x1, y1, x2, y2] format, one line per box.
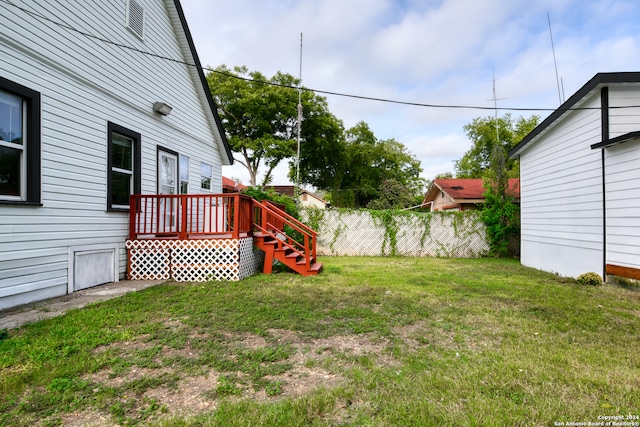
[252, 200, 322, 276]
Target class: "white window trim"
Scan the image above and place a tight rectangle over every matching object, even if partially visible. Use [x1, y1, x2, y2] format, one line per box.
[180, 154, 190, 194]
[111, 135, 134, 210]
[200, 162, 213, 191]
[107, 122, 140, 212]
[0, 95, 27, 201]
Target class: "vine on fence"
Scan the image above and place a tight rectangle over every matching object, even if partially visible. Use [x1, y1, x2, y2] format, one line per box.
[300, 208, 488, 257]
[370, 210, 400, 256]
[304, 208, 325, 232]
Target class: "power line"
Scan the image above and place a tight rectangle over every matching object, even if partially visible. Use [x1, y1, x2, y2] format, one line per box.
[4, 0, 639, 113]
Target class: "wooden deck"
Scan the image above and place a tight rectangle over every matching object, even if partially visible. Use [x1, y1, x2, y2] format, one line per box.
[127, 194, 321, 278]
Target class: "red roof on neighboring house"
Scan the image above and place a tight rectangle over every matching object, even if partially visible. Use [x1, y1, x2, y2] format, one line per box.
[422, 178, 520, 209]
[435, 178, 520, 200]
[222, 176, 246, 192]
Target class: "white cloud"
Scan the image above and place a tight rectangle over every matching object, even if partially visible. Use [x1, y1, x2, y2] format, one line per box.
[182, 0, 640, 186]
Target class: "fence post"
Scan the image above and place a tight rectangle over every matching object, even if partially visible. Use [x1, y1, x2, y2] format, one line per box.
[180, 195, 188, 239]
[129, 195, 137, 239]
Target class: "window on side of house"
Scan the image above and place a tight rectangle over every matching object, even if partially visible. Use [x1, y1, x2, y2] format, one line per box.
[179, 155, 189, 194]
[0, 78, 41, 205]
[107, 122, 141, 211]
[200, 162, 212, 190]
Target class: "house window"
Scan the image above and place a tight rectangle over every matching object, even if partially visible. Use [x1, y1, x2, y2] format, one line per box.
[200, 162, 212, 190]
[179, 155, 189, 194]
[0, 78, 41, 205]
[107, 122, 141, 211]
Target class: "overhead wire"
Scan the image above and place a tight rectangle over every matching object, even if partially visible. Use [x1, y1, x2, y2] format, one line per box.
[5, 0, 639, 114]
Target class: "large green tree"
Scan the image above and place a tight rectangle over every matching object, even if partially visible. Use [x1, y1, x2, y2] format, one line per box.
[324, 122, 424, 208]
[454, 114, 539, 178]
[207, 65, 333, 187]
[288, 95, 345, 192]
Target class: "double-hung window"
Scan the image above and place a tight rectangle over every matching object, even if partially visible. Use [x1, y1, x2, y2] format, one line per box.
[200, 162, 212, 190]
[179, 155, 189, 194]
[0, 77, 41, 204]
[107, 122, 141, 211]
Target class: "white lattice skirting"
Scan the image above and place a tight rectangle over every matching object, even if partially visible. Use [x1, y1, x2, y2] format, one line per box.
[125, 238, 264, 282]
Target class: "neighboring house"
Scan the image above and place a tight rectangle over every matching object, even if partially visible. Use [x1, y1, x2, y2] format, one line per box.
[222, 176, 247, 193]
[268, 185, 329, 209]
[422, 178, 520, 212]
[509, 72, 640, 281]
[269, 185, 296, 198]
[299, 191, 329, 209]
[0, 0, 234, 310]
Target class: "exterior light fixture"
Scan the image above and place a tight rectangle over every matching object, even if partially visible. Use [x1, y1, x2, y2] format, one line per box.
[153, 101, 173, 116]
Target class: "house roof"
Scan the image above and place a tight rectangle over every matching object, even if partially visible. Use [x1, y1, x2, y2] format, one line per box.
[509, 72, 640, 159]
[222, 176, 246, 192]
[269, 186, 295, 197]
[169, 0, 233, 165]
[423, 178, 520, 205]
[301, 191, 329, 205]
[268, 185, 327, 204]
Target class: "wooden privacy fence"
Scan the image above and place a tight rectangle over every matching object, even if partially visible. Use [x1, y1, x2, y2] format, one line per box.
[300, 209, 489, 257]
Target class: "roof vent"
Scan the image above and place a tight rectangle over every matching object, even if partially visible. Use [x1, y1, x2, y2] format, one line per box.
[127, 0, 145, 39]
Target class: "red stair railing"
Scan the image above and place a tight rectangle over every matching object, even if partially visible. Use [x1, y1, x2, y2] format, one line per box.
[251, 199, 318, 271]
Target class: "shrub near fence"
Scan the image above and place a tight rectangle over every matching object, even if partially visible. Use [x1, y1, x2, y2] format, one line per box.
[301, 209, 489, 257]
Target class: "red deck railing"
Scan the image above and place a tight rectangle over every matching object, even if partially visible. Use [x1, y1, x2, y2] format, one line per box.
[129, 194, 254, 240]
[128, 193, 319, 275]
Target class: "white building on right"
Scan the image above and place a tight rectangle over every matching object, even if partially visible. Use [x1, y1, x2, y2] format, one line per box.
[509, 72, 640, 281]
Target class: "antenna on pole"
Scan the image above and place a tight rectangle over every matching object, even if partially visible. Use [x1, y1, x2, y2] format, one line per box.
[547, 12, 564, 105]
[490, 68, 506, 143]
[295, 32, 303, 199]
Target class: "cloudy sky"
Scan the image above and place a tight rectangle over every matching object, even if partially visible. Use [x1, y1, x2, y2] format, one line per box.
[180, 0, 640, 187]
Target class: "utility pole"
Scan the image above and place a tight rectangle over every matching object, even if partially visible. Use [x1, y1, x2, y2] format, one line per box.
[295, 33, 303, 199]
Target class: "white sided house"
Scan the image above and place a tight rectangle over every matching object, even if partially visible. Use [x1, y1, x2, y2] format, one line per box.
[509, 72, 640, 281]
[0, 0, 234, 310]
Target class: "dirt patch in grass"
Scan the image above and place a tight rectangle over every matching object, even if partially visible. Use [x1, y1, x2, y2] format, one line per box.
[394, 318, 503, 354]
[67, 327, 396, 425]
[60, 410, 113, 427]
[142, 370, 221, 415]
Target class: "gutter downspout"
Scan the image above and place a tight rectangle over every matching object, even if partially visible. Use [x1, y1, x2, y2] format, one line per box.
[600, 87, 609, 281]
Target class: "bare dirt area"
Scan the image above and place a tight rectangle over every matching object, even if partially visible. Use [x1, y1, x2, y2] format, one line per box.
[55, 325, 397, 426]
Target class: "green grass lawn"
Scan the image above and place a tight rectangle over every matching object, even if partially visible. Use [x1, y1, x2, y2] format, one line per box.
[1, 257, 639, 426]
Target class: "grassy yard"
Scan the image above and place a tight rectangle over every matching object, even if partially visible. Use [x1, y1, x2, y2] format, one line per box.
[1, 257, 639, 426]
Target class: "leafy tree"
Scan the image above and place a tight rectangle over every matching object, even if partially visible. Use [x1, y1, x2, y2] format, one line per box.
[241, 186, 299, 219]
[327, 122, 424, 208]
[207, 65, 327, 188]
[481, 143, 519, 257]
[366, 178, 417, 210]
[288, 96, 345, 192]
[454, 114, 539, 178]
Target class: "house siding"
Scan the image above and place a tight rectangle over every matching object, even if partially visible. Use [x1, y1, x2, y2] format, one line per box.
[431, 190, 455, 211]
[519, 93, 604, 277]
[604, 139, 640, 270]
[609, 86, 640, 137]
[0, 0, 225, 310]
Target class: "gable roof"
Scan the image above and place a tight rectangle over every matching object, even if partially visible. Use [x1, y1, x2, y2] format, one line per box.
[269, 185, 295, 197]
[222, 176, 246, 192]
[300, 190, 329, 205]
[423, 178, 520, 205]
[169, 0, 233, 165]
[509, 72, 640, 159]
